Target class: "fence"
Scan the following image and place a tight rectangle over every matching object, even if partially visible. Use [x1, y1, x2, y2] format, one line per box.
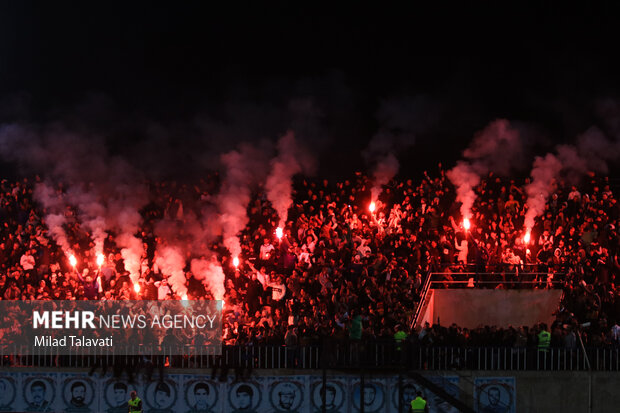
[3, 342, 620, 372]
[426, 271, 567, 289]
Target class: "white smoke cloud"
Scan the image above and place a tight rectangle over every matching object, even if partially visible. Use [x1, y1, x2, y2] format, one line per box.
[363, 96, 433, 200]
[0, 123, 147, 274]
[448, 119, 527, 219]
[266, 131, 315, 227]
[446, 162, 481, 220]
[217, 143, 270, 258]
[155, 245, 187, 297]
[523, 153, 563, 230]
[523, 129, 620, 230]
[190, 257, 226, 300]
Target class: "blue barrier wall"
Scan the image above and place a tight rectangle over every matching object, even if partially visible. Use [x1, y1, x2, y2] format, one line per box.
[0, 369, 518, 413]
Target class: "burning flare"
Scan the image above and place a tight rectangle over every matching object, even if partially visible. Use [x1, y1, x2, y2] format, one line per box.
[68, 253, 77, 268]
[275, 227, 283, 240]
[232, 256, 240, 268]
[463, 218, 471, 231]
[369, 201, 376, 213]
[96, 253, 105, 267]
[181, 294, 189, 307]
[523, 230, 531, 244]
[133, 283, 140, 293]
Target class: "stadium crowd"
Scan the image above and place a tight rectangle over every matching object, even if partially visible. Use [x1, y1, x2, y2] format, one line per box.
[1, 165, 620, 352]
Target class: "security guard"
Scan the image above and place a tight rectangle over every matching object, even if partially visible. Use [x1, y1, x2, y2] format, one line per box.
[128, 390, 142, 413]
[394, 324, 408, 351]
[394, 324, 408, 364]
[537, 323, 551, 352]
[410, 390, 429, 412]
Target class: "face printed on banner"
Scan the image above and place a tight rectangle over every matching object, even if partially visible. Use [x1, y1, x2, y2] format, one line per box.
[403, 384, 419, 406]
[193, 382, 210, 410]
[323, 384, 336, 409]
[114, 382, 128, 407]
[475, 378, 515, 413]
[278, 387, 295, 409]
[363, 384, 376, 406]
[236, 385, 253, 410]
[27, 379, 52, 411]
[31, 382, 45, 404]
[488, 387, 501, 406]
[155, 383, 171, 407]
[70, 381, 86, 407]
[312, 381, 346, 412]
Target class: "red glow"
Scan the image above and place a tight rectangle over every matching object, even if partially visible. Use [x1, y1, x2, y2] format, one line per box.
[524, 230, 531, 244]
[68, 253, 77, 268]
[463, 218, 471, 231]
[369, 201, 376, 213]
[275, 227, 283, 240]
[96, 253, 104, 267]
[232, 256, 240, 268]
[133, 283, 140, 293]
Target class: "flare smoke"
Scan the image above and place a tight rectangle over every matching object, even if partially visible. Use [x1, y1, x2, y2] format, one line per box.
[524, 125, 620, 230]
[448, 120, 526, 219]
[155, 245, 187, 297]
[524, 154, 563, 230]
[217, 144, 270, 259]
[190, 257, 226, 300]
[266, 131, 314, 227]
[0, 123, 147, 278]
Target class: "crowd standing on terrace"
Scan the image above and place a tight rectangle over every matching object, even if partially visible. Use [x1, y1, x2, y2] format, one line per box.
[1, 165, 620, 352]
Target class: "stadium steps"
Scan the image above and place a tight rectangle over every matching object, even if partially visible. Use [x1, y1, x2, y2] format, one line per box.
[406, 370, 476, 412]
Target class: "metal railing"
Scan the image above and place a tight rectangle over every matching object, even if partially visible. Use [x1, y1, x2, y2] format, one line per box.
[410, 271, 433, 330]
[3, 343, 620, 371]
[427, 272, 567, 289]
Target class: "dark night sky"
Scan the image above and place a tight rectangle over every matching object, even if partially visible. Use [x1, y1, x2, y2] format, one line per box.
[1, 2, 620, 178]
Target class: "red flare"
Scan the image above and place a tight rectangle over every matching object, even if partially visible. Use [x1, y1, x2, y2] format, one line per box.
[96, 253, 104, 267]
[463, 218, 471, 231]
[275, 227, 283, 240]
[369, 201, 376, 213]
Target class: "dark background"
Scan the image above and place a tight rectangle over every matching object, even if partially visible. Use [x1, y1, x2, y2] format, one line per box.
[1, 2, 619, 179]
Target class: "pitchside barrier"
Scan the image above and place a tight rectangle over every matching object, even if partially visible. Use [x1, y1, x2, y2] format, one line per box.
[0, 369, 504, 413]
[1, 342, 619, 371]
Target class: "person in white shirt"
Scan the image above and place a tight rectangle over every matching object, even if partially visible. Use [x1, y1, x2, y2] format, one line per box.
[568, 186, 581, 202]
[356, 239, 371, 258]
[248, 261, 269, 289]
[259, 238, 275, 261]
[268, 276, 286, 303]
[303, 231, 318, 254]
[20, 249, 36, 271]
[298, 246, 311, 267]
[155, 278, 172, 300]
